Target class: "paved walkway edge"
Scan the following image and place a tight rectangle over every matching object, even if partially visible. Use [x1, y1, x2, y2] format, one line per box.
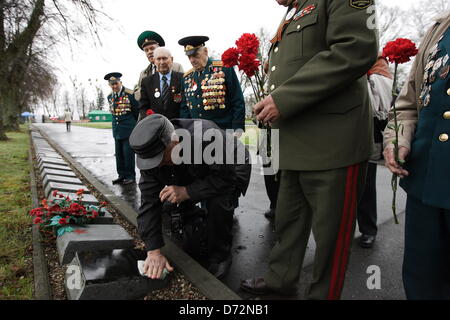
[29, 133, 53, 300]
[33, 125, 241, 300]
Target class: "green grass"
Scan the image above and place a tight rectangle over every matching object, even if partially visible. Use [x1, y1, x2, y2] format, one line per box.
[0, 126, 33, 300]
[73, 122, 112, 129]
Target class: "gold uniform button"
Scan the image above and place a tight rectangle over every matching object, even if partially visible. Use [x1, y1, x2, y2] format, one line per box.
[270, 84, 275, 91]
[297, 25, 301, 30]
[447, 88, 450, 96]
[271, 66, 277, 72]
[439, 134, 449, 142]
[443, 111, 450, 119]
[274, 47, 279, 53]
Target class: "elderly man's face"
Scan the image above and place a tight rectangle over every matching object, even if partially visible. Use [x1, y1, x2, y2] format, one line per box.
[109, 81, 122, 93]
[143, 43, 160, 63]
[155, 52, 174, 75]
[188, 47, 209, 71]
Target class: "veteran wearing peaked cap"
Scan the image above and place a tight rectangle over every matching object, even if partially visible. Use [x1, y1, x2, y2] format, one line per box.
[178, 35, 245, 132]
[134, 30, 184, 102]
[105, 72, 139, 185]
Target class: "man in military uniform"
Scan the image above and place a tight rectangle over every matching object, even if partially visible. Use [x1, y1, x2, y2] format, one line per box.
[129, 114, 250, 279]
[105, 72, 139, 185]
[384, 11, 450, 300]
[241, 0, 378, 300]
[178, 36, 246, 132]
[134, 31, 184, 102]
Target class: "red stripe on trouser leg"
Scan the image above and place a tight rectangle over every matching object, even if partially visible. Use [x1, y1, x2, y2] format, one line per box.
[327, 165, 356, 300]
[334, 163, 360, 299]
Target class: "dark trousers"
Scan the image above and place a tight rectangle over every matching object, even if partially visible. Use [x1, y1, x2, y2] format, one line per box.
[66, 121, 71, 132]
[264, 172, 281, 210]
[114, 138, 135, 180]
[403, 195, 450, 300]
[204, 193, 235, 263]
[265, 163, 367, 299]
[357, 162, 378, 236]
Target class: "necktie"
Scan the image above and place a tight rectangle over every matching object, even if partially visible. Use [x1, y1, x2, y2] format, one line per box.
[162, 75, 170, 106]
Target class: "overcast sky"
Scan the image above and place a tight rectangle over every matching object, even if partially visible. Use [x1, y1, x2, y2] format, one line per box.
[51, 0, 422, 105]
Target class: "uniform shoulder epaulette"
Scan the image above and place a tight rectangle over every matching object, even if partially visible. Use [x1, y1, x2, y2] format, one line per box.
[124, 88, 134, 95]
[184, 68, 195, 77]
[212, 60, 224, 67]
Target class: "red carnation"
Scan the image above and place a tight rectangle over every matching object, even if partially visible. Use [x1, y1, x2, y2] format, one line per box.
[52, 190, 59, 197]
[76, 189, 84, 196]
[59, 218, 68, 225]
[382, 38, 418, 65]
[236, 33, 260, 56]
[90, 210, 99, 219]
[238, 53, 261, 78]
[33, 217, 43, 224]
[222, 48, 240, 68]
[146, 109, 155, 116]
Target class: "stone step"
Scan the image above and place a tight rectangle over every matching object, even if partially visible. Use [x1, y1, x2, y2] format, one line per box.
[42, 175, 83, 188]
[44, 182, 90, 198]
[41, 168, 77, 178]
[65, 249, 169, 300]
[56, 225, 134, 264]
[48, 191, 99, 206]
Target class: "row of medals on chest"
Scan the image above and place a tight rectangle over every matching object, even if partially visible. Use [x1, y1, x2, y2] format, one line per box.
[420, 33, 450, 107]
[185, 71, 227, 110]
[111, 96, 131, 116]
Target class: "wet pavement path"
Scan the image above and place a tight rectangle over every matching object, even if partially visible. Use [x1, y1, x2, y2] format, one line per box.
[36, 123, 407, 299]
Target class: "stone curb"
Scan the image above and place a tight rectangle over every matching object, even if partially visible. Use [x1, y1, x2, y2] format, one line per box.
[33, 125, 241, 301]
[29, 141, 53, 300]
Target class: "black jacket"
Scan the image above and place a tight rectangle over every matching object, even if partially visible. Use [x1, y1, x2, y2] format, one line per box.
[137, 119, 251, 251]
[139, 71, 183, 120]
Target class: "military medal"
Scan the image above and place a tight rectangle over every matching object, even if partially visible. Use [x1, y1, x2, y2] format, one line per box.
[154, 89, 161, 98]
[424, 94, 431, 107]
[286, 7, 296, 21]
[192, 81, 198, 91]
[439, 65, 450, 80]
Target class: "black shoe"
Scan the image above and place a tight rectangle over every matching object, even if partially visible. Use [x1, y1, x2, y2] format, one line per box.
[208, 257, 232, 280]
[121, 178, 135, 185]
[264, 209, 276, 219]
[112, 178, 124, 185]
[359, 235, 376, 248]
[240, 277, 297, 296]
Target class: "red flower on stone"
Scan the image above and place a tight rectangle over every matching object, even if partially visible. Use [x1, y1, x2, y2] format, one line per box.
[52, 190, 59, 197]
[90, 210, 99, 219]
[238, 53, 261, 78]
[146, 109, 155, 116]
[222, 48, 240, 68]
[236, 33, 260, 56]
[30, 208, 42, 217]
[76, 189, 84, 196]
[33, 217, 43, 224]
[59, 218, 68, 225]
[101, 201, 107, 207]
[382, 38, 419, 65]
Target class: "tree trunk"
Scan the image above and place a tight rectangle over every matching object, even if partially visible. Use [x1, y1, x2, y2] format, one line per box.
[0, 116, 8, 141]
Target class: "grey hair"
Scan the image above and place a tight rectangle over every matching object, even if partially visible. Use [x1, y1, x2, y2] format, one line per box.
[154, 47, 173, 59]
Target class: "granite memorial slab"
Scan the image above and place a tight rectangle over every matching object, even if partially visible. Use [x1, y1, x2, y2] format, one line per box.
[57, 225, 134, 264]
[42, 175, 83, 188]
[41, 168, 77, 178]
[37, 157, 67, 166]
[48, 191, 99, 206]
[39, 162, 72, 172]
[44, 182, 90, 198]
[65, 249, 169, 300]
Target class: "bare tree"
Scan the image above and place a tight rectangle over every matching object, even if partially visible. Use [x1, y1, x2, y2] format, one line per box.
[0, 0, 106, 140]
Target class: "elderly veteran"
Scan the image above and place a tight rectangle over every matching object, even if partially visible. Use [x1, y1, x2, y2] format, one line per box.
[105, 72, 139, 185]
[139, 47, 184, 120]
[383, 11, 450, 300]
[130, 114, 250, 279]
[134, 31, 184, 102]
[178, 36, 245, 132]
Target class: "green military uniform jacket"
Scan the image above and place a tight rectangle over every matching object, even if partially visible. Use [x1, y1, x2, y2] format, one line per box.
[180, 59, 246, 131]
[269, 0, 378, 170]
[107, 87, 139, 140]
